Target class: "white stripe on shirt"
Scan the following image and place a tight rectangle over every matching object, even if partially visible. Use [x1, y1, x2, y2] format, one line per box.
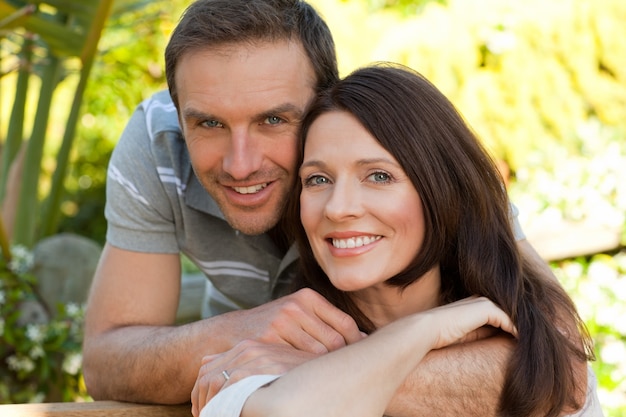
[108, 164, 149, 206]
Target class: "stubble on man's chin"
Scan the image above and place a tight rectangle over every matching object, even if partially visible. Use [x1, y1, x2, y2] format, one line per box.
[222, 205, 285, 236]
[200, 171, 293, 236]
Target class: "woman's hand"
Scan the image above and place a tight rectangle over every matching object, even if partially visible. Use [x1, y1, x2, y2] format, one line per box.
[191, 340, 320, 416]
[420, 296, 517, 350]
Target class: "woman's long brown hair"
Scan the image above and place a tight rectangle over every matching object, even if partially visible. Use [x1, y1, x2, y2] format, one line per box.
[286, 63, 594, 417]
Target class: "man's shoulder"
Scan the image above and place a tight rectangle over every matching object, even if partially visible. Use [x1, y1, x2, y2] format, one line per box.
[139, 90, 182, 140]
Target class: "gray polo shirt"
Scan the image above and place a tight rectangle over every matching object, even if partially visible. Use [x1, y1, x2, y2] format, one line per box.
[106, 90, 525, 317]
[105, 90, 298, 316]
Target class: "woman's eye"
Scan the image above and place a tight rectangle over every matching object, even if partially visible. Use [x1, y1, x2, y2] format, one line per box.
[369, 172, 391, 182]
[304, 175, 329, 186]
[203, 120, 223, 128]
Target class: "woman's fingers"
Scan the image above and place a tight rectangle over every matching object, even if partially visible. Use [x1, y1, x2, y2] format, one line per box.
[429, 296, 517, 350]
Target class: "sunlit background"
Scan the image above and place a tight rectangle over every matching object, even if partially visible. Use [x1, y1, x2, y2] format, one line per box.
[1, 0, 625, 413]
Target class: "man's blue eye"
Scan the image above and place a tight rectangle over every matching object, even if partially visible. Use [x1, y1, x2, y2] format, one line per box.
[204, 120, 222, 128]
[266, 116, 282, 125]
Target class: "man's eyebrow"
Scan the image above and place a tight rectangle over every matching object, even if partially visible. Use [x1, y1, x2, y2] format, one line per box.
[181, 103, 304, 122]
[256, 103, 305, 121]
[181, 107, 215, 121]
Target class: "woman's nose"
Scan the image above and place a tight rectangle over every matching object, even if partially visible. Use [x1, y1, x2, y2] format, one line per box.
[323, 180, 365, 221]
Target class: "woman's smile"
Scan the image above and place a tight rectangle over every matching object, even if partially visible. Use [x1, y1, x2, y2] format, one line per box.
[299, 110, 426, 293]
[329, 234, 382, 249]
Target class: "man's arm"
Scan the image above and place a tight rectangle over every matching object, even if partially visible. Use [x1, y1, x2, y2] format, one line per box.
[385, 335, 513, 417]
[189, 298, 514, 417]
[234, 298, 516, 417]
[82, 244, 362, 404]
[385, 239, 588, 417]
[83, 243, 205, 404]
[190, 240, 589, 416]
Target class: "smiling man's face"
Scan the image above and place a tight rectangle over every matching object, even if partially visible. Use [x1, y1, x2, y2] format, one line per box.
[176, 40, 316, 235]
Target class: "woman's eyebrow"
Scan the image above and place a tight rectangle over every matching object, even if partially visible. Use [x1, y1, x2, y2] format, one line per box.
[300, 157, 397, 170]
[300, 159, 326, 171]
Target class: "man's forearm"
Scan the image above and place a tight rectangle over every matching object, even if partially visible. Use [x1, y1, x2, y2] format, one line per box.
[83, 321, 222, 404]
[83, 288, 363, 405]
[386, 335, 514, 417]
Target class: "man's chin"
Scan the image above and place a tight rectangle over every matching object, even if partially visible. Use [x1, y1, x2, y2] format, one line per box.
[224, 212, 280, 236]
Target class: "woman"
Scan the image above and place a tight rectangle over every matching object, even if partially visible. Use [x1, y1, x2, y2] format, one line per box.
[195, 63, 597, 417]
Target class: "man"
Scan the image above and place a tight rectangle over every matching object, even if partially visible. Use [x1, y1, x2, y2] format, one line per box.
[83, 0, 587, 415]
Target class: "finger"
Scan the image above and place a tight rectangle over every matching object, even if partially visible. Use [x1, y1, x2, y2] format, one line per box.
[490, 310, 518, 338]
[196, 340, 268, 396]
[191, 357, 210, 417]
[194, 368, 212, 413]
[194, 353, 237, 410]
[284, 289, 362, 352]
[468, 297, 517, 338]
[191, 367, 216, 417]
[453, 326, 498, 345]
[430, 296, 517, 349]
[311, 293, 364, 345]
[480, 299, 518, 339]
[201, 354, 217, 365]
[191, 378, 201, 417]
[227, 342, 316, 377]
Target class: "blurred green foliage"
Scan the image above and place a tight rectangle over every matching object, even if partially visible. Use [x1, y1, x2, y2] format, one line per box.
[0, 0, 117, 248]
[53, 0, 180, 242]
[318, 0, 626, 174]
[0, 244, 87, 403]
[554, 252, 626, 416]
[1, 0, 624, 412]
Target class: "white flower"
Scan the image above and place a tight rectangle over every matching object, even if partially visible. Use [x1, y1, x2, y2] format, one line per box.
[6, 355, 35, 373]
[0, 290, 5, 304]
[26, 324, 45, 344]
[486, 30, 517, 54]
[29, 392, 46, 403]
[66, 302, 81, 317]
[7, 244, 34, 274]
[29, 345, 45, 359]
[62, 352, 82, 375]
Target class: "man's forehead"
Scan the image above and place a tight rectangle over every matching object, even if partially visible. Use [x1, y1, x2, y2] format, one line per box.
[177, 42, 316, 115]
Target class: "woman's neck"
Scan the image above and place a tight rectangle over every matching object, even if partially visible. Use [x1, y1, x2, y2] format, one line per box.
[351, 266, 441, 329]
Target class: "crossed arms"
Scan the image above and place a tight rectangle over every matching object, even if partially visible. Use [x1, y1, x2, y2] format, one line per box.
[83, 241, 586, 416]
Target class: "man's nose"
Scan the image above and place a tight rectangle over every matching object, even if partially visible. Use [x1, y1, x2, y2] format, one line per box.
[222, 128, 262, 180]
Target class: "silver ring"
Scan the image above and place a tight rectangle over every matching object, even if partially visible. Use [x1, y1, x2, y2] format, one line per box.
[222, 370, 230, 381]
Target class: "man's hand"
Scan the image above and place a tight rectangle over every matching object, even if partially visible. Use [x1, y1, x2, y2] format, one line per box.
[85, 246, 362, 405]
[191, 340, 322, 416]
[227, 288, 363, 354]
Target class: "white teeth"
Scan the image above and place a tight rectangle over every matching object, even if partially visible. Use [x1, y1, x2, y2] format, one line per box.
[233, 183, 268, 194]
[332, 235, 381, 249]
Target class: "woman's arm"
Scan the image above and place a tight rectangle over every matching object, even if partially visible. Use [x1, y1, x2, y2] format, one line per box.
[234, 297, 515, 417]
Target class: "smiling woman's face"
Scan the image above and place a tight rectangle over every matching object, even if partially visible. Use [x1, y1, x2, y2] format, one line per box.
[299, 110, 426, 293]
